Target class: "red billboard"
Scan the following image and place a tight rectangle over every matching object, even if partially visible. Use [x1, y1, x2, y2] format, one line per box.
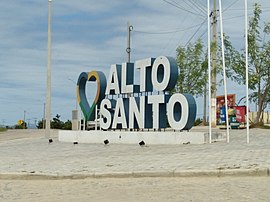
[235, 106, 246, 123]
[217, 94, 236, 123]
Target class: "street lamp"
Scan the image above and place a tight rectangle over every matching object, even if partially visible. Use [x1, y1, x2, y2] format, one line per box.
[45, 0, 52, 141]
[126, 22, 133, 63]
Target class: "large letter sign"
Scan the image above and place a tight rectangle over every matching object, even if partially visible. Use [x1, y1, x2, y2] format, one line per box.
[77, 56, 197, 131]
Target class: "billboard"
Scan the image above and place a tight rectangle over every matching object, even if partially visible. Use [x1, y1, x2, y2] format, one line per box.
[216, 94, 236, 124]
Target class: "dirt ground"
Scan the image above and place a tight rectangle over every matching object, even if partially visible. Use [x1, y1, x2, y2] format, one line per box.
[1, 177, 270, 202]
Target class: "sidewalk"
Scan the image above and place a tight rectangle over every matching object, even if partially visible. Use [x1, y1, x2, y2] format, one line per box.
[0, 127, 269, 179]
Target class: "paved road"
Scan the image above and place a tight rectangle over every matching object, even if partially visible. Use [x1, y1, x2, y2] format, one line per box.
[0, 128, 269, 178]
[0, 128, 270, 201]
[1, 177, 270, 202]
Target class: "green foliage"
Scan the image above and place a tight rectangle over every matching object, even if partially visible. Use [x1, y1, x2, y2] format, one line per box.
[14, 121, 27, 129]
[36, 120, 44, 129]
[217, 34, 244, 83]
[250, 122, 270, 129]
[174, 3, 270, 124]
[194, 118, 203, 126]
[51, 114, 63, 129]
[15, 125, 24, 129]
[0, 127, 7, 132]
[36, 114, 71, 130]
[62, 120, 72, 130]
[225, 3, 270, 123]
[175, 39, 207, 96]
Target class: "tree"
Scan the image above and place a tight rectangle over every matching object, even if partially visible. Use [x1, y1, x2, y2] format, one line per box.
[175, 39, 208, 95]
[175, 39, 208, 124]
[176, 3, 270, 125]
[15, 121, 27, 129]
[51, 114, 63, 129]
[36, 120, 43, 129]
[36, 115, 72, 130]
[227, 3, 270, 124]
[63, 120, 72, 130]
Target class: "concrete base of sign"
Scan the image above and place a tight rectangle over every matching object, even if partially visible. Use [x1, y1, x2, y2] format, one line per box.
[58, 130, 226, 145]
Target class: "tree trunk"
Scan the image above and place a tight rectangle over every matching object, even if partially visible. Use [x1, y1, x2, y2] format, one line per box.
[255, 77, 262, 124]
[256, 96, 263, 124]
[256, 84, 270, 123]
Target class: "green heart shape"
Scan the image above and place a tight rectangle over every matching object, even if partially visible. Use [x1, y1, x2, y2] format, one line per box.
[77, 71, 107, 121]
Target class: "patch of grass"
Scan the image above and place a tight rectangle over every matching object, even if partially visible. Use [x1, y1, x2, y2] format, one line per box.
[0, 127, 7, 132]
[261, 125, 270, 129]
[250, 122, 270, 129]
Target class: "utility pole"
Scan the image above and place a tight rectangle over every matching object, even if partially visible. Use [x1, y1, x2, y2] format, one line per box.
[27, 119, 30, 129]
[211, 0, 217, 127]
[126, 22, 133, 63]
[43, 103, 45, 129]
[45, 0, 52, 141]
[23, 110, 26, 129]
[245, 0, 250, 143]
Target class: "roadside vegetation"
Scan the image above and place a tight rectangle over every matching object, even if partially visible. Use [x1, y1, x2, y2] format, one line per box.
[0, 127, 7, 132]
[36, 114, 72, 130]
[175, 3, 270, 128]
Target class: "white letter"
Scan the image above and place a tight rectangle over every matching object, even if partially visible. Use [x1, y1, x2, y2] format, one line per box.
[167, 93, 196, 130]
[135, 58, 154, 92]
[100, 99, 112, 130]
[121, 63, 134, 94]
[105, 64, 121, 95]
[148, 95, 165, 129]
[112, 98, 128, 129]
[152, 56, 178, 91]
[129, 97, 145, 129]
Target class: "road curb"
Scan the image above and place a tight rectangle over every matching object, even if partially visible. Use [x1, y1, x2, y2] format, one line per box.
[0, 168, 269, 180]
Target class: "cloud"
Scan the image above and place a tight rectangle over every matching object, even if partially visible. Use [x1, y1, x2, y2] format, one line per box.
[1, 0, 270, 125]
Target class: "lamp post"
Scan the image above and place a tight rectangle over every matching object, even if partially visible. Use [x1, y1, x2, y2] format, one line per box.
[245, 0, 250, 143]
[45, 0, 52, 141]
[219, 0, 230, 143]
[126, 22, 133, 63]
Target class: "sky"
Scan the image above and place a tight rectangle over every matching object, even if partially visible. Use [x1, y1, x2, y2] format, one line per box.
[0, 0, 270, 127]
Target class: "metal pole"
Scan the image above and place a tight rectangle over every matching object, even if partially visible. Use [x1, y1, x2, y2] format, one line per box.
[95, 105, 98, 131]
[219, 0, 230, 143]
[43, 103, 45, 129]
[207, 0, 212, 143]
[45, 0, 52, 139]
[23, 110, 26, 129]
[126, 22, 133, 63]
[245, 0, 250, 143]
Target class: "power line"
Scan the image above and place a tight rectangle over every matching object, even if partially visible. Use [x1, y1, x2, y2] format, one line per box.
[223, 0, 241, 12]
[159, 1, 195, 55]
[225, 7, 270, 11]
[183, 0, 206, 15]
[162, 0, 205, 18]
[133, 21, 207, 35]
[184, 17, 208, 47]
[174, 0, 204, 15]
[193, 0, 207, 10]
[223, 14, 245, 21]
